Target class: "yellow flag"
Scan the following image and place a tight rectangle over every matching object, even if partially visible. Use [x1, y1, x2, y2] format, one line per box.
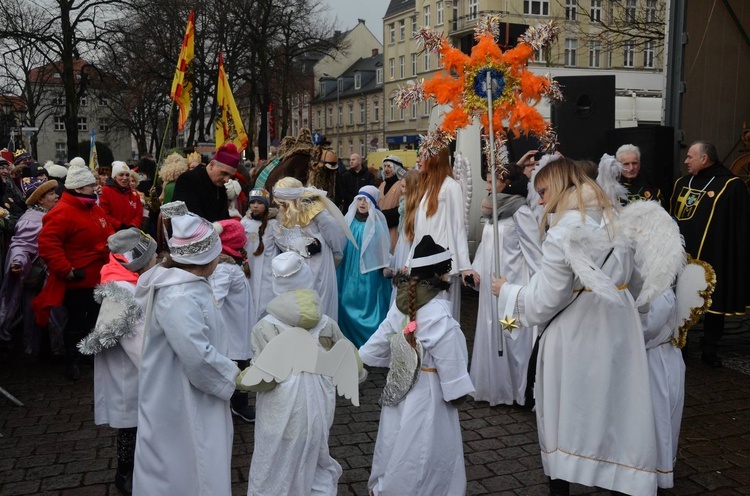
[170, 10, 195, 131]
[215, 52, 248, 152]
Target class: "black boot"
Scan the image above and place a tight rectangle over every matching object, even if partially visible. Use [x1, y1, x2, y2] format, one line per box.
[549, 478, 570, 496]
[231, 390, 255, 423]
[114, 464, 133, 494]
[63, 331, 81, 380]
[115, 428, 136, 494]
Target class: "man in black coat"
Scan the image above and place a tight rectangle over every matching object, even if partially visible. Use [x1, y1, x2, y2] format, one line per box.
[337, 153, 375, 211]
[173, 143, 240, 222]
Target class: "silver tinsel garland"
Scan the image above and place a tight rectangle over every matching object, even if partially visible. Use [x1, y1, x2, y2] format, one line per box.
[78, 283, 143, 355]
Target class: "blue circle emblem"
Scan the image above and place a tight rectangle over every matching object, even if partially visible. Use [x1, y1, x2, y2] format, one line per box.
[474, 68, 505, 100]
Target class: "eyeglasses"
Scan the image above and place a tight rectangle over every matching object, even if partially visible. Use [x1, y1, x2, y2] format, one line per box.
[535, 187, 547, 197]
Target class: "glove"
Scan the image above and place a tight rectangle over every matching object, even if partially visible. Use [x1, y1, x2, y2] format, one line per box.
[307, 238, 322, 256]
[72, 268, 86, 281]
[235, 367, 253, 391]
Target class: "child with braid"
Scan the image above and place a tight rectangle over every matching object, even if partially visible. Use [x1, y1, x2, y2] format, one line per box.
[359, 235, 474, 496]
[241, 189, 279, 324]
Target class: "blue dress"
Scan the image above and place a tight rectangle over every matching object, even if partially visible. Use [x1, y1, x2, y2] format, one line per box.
[336, 218, 392, 348]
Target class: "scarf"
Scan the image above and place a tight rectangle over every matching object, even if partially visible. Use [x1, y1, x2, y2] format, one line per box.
[68, 190, 98, 207]
[480, 193, 525, 221]
[394, 278, 449, 315]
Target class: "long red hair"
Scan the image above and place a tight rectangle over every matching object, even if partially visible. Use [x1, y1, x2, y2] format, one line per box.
[419, 147, 453, 217]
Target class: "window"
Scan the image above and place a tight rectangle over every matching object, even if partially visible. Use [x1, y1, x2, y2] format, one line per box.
[644, 41, 655, 68]
[399, 55, 405, 79]
[399, 105, 404, 121]
[623, 41, 635, 67]
[376, 68, 383, 84]
[54, 116, 65, 131]
[293, 119, 298, 136]
[54, 94, 64, 106]
[100, 120, 111, 133]
[98, 97, 109, 106]
[468, 0, 478, 20]
[389, 98, 395, 121]
[337, 105, 343, 127]
[348, 138, 353, 154]
[523, 0, 549, 16]
[412, 15, 417, 35]
[389, 23, 395, 43]
[645, 0, 657, 23]
[436, 1, 444, 25]
[359, 102, 366, 123]
[77, 116, 88, 132]
[411, 102, 417, 120]
[389, 58, 395, 79]
[337, 78, 344, 92]
[590, 0, 601, 23]
[360, 139, 365, 157]
[355, 73, 361, 90]
[589, 40, 601, 67]
[424, 52, 431, 71]
[564, 38, 577, 67]
[78, 96, 87, 107]
[303, 93, 308, 105]
[317, 110, 322, 129]
[625, 0, 637, 23]
[348, 104, 354, 125]
[411, 54, 417, 76]
[533, 47, 546, 63]
[399, 20, 405, 41]
[319, 82, 326, 96]
[423, 99, 431, 116]
[423, 5, 430, 27]
[565, 0, 577, 20]
[55, 142, 66, 159]
[327, 107, 333, 127]
[373, 100, 380, 122]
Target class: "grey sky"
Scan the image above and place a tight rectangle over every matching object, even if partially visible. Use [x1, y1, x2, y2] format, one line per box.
[323, 0, 388, 42]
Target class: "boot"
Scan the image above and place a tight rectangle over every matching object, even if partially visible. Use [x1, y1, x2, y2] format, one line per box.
[549, 478, 570, 496]
[231, 390, 255, 423]
[114, 464, 133, 494]
[63, 333, 81, 380]
[115, 428, 136, 494]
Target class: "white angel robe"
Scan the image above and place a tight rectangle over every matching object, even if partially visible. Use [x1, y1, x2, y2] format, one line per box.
[359, 297, 475, 496]
[470, 217, 533, 406]
[247, 289, 346, 496]
[272, 209, 346, 320]
[241, 216, 279, 324]
[210, 260, 254, 360]
[408, 177, 472, 319]
[133, 266, 240, 496]
[93, 281, 143, 428]
[641, 289, 685, 488]
[497, 211, 659, 496]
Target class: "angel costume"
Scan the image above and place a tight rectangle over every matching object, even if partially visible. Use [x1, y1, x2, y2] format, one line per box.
[272, 188, 349, 320]
[247, 289, 350, 496]
[241, 214, 279, 325]
[408, 176, 472, 319]
[470, 192, 532, 406]
[336, 187, 392, 347]
[640, 289, 685, 488]
[132, 265, 239, 496]
[360, 294, 474, 496]
[496, 190, 684, 496]
[210, 255, 254, 361]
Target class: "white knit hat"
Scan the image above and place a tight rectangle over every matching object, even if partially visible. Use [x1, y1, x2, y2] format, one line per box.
[69, 157, 86, 169]
[168, 213, 222, 265]
[111, 161, 130, 178]
[65, 164, 96, 189]
[44, 161, 68, 179]
[271, 252, 313, 295]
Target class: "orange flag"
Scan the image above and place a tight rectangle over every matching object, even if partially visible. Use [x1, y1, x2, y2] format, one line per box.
[170, 10, 195, 131]
[215, 52, 248, 152]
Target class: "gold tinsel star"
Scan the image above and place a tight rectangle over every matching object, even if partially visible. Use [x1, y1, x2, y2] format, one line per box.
[500, 316, 519, 332]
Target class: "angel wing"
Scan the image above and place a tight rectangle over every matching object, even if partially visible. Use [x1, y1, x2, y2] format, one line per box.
[673, 258, 716, 348]
[240, 326, 360, 406]
[452, 151, 473, 233]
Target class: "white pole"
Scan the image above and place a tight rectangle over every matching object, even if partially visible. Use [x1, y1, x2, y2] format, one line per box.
[486, 71, 503, 357]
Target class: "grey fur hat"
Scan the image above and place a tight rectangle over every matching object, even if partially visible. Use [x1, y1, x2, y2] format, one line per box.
[108, 228, 157, 272]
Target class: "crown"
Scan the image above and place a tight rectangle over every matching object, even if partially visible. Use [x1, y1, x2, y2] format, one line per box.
[187, 151, 201, 163]
[248, 189, 270, 199]
[13, 148, 27, 158]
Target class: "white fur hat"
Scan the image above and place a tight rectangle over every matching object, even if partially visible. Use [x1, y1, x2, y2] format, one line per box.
[168, 213, 222, 265]
[44, 160, 68, 179]
[111, 161, 130, 178]
[69, 157, 86, 169]
[271, 252, 313, 295]
[65, 164, 96, 189]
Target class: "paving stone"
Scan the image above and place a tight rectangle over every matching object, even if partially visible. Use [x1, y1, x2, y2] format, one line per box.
[0, 480, 41, 496]
[39, 473, 83, 491]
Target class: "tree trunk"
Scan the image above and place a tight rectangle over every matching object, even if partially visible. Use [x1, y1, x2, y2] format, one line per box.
[59, 1, 79, 158]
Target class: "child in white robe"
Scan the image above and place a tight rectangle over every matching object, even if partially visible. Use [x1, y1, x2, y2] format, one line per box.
[360, 235, 475, 496]
[240, 252, 361, 496]
[241, 188, 278, 325]
[470, 168, 532, 406]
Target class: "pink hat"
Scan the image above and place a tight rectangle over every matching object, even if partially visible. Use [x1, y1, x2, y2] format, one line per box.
[216, 219, 247, 259]
[213, 143, 241, 169]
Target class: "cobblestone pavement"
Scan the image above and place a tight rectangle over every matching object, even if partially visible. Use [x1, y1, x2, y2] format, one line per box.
[1, 289, 749, 496]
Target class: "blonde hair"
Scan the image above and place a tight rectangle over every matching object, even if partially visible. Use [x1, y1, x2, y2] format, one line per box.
[159, 153, 188, 183]
[275, 176, 304, 228]
[129, 170, 140, 189]
[534, 158, 615, 235]
[402, 170, 421, 243]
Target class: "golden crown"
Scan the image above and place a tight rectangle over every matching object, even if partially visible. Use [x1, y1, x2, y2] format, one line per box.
[13, 148, 27, 158]
[187, 151, 201, 163]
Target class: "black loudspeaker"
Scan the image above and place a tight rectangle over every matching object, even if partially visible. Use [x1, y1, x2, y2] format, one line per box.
[606, 126, 676, 198]
[552, 75, 615, 161]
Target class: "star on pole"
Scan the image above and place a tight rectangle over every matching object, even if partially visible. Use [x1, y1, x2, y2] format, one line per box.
[500, 316, 519, 332]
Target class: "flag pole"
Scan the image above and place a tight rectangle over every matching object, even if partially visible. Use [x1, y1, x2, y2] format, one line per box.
[486, 70, 503, 357]
[153, 99, 176, 190]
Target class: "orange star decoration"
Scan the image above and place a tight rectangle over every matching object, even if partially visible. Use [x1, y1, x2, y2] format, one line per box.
[399, 18, 562, 156]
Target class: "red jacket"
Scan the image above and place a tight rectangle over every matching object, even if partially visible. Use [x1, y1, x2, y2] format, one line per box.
[99, 180, 144, 230]
[32, 192, 115, 325]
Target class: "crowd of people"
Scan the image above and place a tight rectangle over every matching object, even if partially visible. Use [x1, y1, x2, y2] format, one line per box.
[0, 137, 747, 496]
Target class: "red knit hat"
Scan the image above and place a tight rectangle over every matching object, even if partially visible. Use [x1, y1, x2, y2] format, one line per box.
[216, 219, 247, 259]
[213, 143, 241, 169]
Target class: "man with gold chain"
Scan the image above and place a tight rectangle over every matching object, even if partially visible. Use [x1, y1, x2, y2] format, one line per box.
[669, 141, 750, 368]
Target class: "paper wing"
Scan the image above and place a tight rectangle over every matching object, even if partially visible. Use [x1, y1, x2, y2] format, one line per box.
[673, 257, 716, 348]
[316, 339, 360, 407]
[239, 327, 317, 388]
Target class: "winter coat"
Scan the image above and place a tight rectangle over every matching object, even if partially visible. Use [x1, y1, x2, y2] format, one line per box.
[172, 166, 230, 222]
[99, 179, 144, 230]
